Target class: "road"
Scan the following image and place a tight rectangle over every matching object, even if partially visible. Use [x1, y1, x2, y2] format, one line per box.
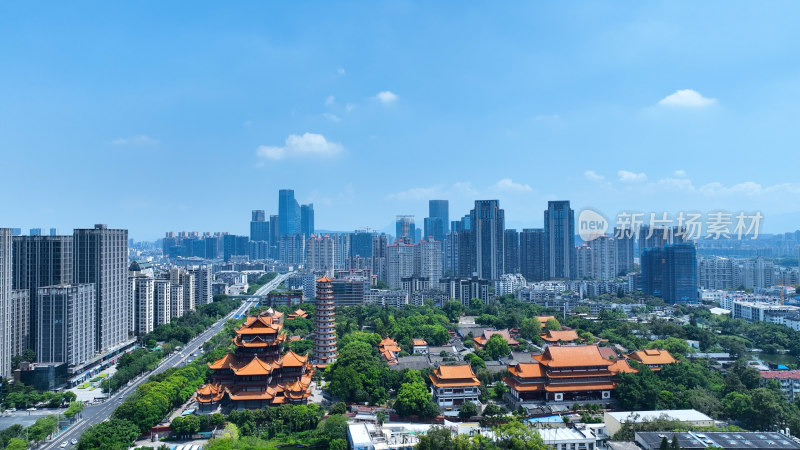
[41, 272, 291, 449]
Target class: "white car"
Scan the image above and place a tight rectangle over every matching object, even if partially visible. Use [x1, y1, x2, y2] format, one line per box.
[60, 442, 68, 448]
[71, 439, 78, 445]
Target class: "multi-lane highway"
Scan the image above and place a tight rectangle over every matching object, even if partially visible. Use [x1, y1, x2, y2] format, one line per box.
[41, 272, 291, 449]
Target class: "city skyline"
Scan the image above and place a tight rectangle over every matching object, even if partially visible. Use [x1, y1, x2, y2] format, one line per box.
[3, 2, 800, 239]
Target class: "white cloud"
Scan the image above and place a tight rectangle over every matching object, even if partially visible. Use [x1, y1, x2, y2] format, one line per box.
[337, 67, 346, 75]
[256, 133, 343, 161]
[584, 170, 605, 182]
[323, 113, 341, 122]
[325, 95, 335, 106]
[493, 178, 533, 193]
[375, 91, 398, 104]
[674, 169, 687, 177]
[346, 103, 356, 112]
[658, 89, 717, 108]
[243, 121, 253, 127]
[618, 170, 648, 183]
[112, 135, 158, 146]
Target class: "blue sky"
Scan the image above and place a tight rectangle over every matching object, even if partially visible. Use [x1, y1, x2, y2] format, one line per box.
[2, 2, 800, 240]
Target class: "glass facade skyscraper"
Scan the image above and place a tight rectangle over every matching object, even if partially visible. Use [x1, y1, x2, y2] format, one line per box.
[544, 200, 575, 280]
[278, 189, 299, 237]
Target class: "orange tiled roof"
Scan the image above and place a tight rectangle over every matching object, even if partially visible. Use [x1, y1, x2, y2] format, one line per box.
[627, 349, 677, 366]
[232, 356, 274, 376]
[537, 316, 557, 327]
[508, 362, 545, 379]
[317, 276, 332, 282]
[208, 353, 238, 370]
[379, 337, 402, 353]
[412, 339, 428, 346]
[534, 345, 613, 368]
[598, 346, 618, 360]
[430, 364, 481, 387]
[280, 351, 309, 368]
[541, 329, 580, 342]
[609, 359, 637, 374]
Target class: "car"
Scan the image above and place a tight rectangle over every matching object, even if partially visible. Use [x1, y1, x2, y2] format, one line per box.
[7, 408, 16, 412]
[27, 407, 36, 411]
[71, 439, 78, 445]
[60, 441, 68, 448]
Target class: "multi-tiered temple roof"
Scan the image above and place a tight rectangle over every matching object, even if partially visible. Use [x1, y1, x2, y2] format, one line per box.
[195, 309, 313, 409]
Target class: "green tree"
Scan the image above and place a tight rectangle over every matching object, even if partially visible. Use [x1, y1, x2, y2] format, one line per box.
[329, 439, 348, 450]
[319, 414, 349, 440]
[459, 401, 478, 421]
[5, 438, 28, 450]
[394, 380, 433, 417]
[519, 318, 542, 340]
[483, 334, 511, 360]
[545, 318, 561, 331]
[330, 401, 347, 415]
[78, 418, 141, 450]
[492, 419, 549, 449]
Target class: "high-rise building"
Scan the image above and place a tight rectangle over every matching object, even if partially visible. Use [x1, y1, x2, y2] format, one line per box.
[278, 189, 300, 237]
[371, 234, 389, 282]
[471, 200, 505, 280]
[169, 267, 196, 312]
[188, 265, 213, 306]
[10, 290, 30, 361]
[73, 225, 129, 352]
[443, 231, 460, 277]
[12, 234, 73, 354]
[638, 225, 667, 255]
[396, 215, 416, 244]
[223, 235, 249, 262]
[545, 201, 575, 280]
[418, 239, 443, 286]
[313, 276, 337, 364]
[300, 204, 314, 238]
[663, 244, 698, 304]
[424, 200, 449, 242]
[330, 233, 349, 271]
[36, 283, 96, 366]
[504, 229, 519, 274]
[250, 210, 270, 242]
[154, 279, 171, 327]
[614, 227, 635, 275]
[279, 234, 305, 265]
[520, 229, 546, 282]
[131, 275, 155, 335]
[29, 228, 42, 236]
[331, 276, 369, 307]
[387, 242, 416, 289]
[0, 228, 12, 378]
[591, 235, 618, 280]
[269, 215, 280, 259]
[641, 243, 698, 304]
[170, 284, 184, 319]
[306, 234, 335, 276]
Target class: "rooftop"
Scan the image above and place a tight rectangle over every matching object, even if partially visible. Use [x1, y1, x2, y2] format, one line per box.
[607, 409, 712, 423]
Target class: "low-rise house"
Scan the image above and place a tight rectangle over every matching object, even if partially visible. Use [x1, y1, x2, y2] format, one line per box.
[634, 431, 799, 450]
[626, 349, 676, 371]
[379, 337, 402, 365]
[287, 308, 308, 320]
[538, 426, 599, 450]
[429, 364, 481, 409]
[473, 329, 519, 350]
[541, 329, 580, 344]
[412, 339, 428, 354]
[605, 409, 713, 436]
[760, 370, 800, 401]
